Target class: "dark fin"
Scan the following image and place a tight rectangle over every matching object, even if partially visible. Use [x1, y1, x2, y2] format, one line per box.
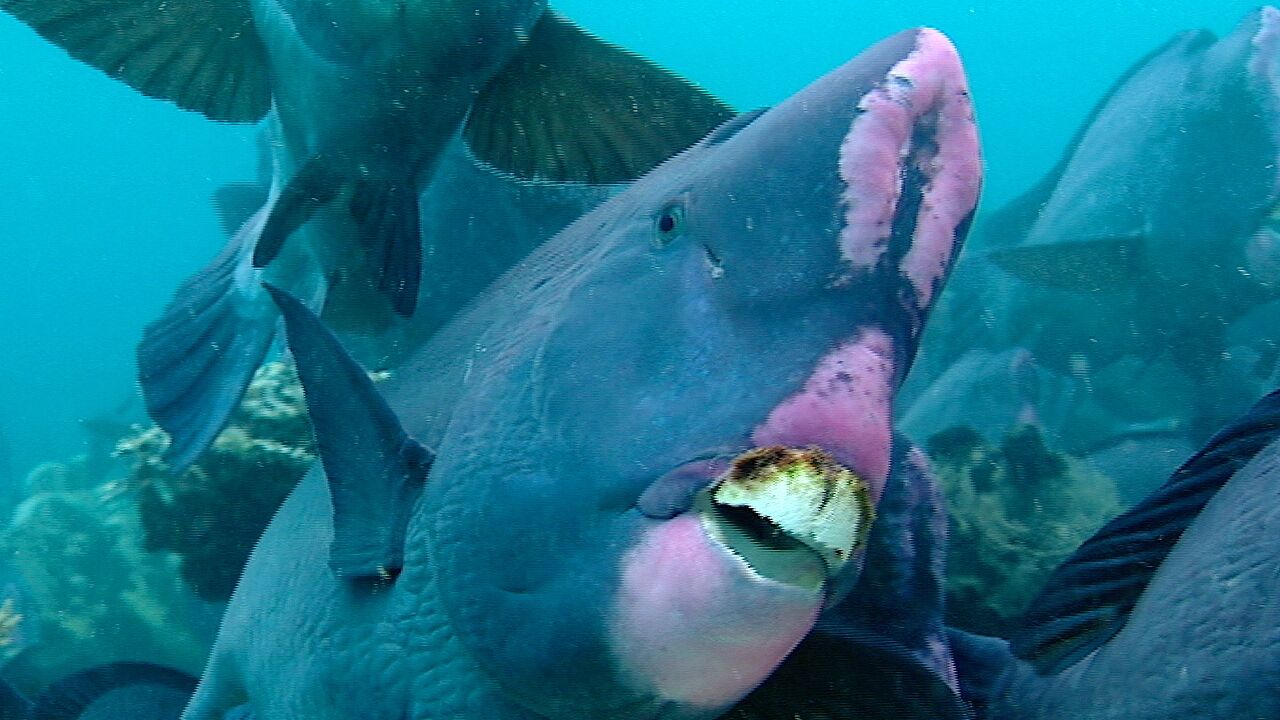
[348, 177, 422, 317]
[0, 676, 32, 720]
[34, 662, 196, 720]
[724, 442, 969, 720]
[214, 182, 269, 237]
[700, 108, 770, 148]
[464, 11, 735, 184]
[1011, 386, 1280, 674]
[137, 214, 279, 472]
[946, 629, 1018, 719]
[0, 0, 270, 122]
[265, 285, 432, 582]
[987, 235, 1143, 292]
[976, 30, 1215, 248]
[253, 157, 343, 268]
[723, 628, 972, 720]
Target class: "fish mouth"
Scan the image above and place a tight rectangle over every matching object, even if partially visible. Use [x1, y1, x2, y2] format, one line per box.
[695, 446, 875, 589]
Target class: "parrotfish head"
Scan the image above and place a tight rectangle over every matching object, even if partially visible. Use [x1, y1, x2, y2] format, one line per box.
[271, 0, 546, 72]
[422, 27, 980, 720]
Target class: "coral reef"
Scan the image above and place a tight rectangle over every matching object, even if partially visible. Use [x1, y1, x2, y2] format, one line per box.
[119, 361, 316, 602]
[0, 464, 215, 695]
[927, 424, 1124, 637]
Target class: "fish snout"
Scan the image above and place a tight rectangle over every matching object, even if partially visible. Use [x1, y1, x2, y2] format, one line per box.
[698, 446, 875, 586]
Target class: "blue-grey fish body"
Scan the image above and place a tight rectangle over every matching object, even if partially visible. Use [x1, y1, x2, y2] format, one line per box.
[950, 387, 1280, 718]
[183, 28, 982, 720]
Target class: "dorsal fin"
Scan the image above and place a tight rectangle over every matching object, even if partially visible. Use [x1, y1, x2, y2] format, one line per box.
[265, 285, 432, 583]
[1011, 386, 1280, 673]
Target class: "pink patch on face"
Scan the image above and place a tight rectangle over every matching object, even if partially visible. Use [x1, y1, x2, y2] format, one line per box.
[751, 328, 894, 502]
[611, 515, 823, 711]
[838, 28, 982, 311]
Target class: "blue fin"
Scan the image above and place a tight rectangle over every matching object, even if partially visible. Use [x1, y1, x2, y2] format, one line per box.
[34, 662, 196, 720]
[255, 158, 421, 317]
[348, 177, 422, 317]
[1011, 386, 1280, 674]
[265, 285, 432, 582]
[946, 630, 1017, 720]
[728, 441, 968, 719]
[137, 213, 280, 472]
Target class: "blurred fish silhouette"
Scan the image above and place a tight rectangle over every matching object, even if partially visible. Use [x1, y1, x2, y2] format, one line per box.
[0, 0, 733, 470]
[949, 380, 1280, 718]
[983, 8, 1280, 387]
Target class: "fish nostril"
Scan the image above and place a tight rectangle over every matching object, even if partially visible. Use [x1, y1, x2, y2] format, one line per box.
[703, 243, 724, 278]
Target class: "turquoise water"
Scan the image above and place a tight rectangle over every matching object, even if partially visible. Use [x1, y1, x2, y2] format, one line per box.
[0, 0, 1260, 476]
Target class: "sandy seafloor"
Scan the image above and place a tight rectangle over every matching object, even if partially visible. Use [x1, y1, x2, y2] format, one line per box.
[0, 0, 1262, 480]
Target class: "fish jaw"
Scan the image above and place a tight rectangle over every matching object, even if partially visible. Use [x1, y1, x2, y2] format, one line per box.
[611, 447, 874, 713]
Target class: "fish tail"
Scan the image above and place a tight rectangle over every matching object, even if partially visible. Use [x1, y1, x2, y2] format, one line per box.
[136, 202, 286, 472]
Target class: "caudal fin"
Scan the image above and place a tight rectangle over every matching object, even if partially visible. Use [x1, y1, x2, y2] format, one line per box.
[137, 208, 281, 472]
[34, 662, 196, 720]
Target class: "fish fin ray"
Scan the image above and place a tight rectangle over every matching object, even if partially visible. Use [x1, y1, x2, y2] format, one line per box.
[463, 11, 735, 184]
[348, 176, 422, 317]
[137, 212, 279, 472]
[0, 0, 271, 121]
[253, 156, 343, 267]
[987, 235, 1144, 292]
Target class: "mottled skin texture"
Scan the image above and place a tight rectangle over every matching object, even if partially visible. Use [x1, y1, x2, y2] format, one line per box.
[185, 29, 981, 720]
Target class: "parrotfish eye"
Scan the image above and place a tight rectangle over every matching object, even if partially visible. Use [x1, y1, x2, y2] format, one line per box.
[653, 203, 686, 247]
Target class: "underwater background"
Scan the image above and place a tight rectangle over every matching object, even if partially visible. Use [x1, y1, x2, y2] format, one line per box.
[0, 0, 1263, 479]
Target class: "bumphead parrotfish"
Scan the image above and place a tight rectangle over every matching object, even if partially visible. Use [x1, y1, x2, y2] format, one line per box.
[949, 381, 1280, 718]
[0, 0, 733, 470]
[154, 26, 977, 720]
[982, 7, 1280, 425]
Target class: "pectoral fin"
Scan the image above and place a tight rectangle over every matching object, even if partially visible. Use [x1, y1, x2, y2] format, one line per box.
[464, 12, 735, 184]
[987, 235, 1144, 292]
[1011, 386, 1280, 674]
[266, 285, 432, 582]
[1, 0, 271, 122]
[255, 158, 421, 317]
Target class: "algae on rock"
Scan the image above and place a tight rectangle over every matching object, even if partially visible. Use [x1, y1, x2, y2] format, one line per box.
[927, 424, 1124, 637]
[1, 463, 214, 695]
[119, 361, 316, 602]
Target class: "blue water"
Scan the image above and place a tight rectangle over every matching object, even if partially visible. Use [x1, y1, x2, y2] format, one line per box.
[0, 0, 1260, 478]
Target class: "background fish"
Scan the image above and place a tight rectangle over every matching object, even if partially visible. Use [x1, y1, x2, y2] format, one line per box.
[0, 0, 733, 471]
[171, 27, 980, 720]
[949, 382, 1280, 718]
[900, 6, 1280, 497]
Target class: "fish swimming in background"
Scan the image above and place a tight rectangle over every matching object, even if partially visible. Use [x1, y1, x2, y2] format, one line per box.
[981, 7, 1280, 428]
[57, 25, 978, 720]
[0, 0, 733, 470]
[899, 6, 1280, 497]
[948, 381, 1280, 718]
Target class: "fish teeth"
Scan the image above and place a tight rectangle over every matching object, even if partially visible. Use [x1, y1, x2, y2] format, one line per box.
[710, 446, 875, 575]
